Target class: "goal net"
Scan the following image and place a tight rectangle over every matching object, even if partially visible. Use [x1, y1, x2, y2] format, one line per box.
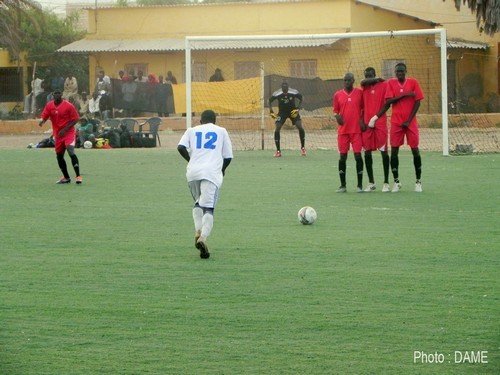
[182, 30, 498, 154]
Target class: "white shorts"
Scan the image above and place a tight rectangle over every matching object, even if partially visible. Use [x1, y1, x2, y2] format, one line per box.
[188, 180, 219, 209]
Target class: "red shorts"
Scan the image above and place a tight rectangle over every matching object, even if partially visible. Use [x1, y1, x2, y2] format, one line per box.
[362, 126, 388, 151]
[55, 131, 76, 154]
[390, 123, 419, 148]
[338, 133, 362, 154]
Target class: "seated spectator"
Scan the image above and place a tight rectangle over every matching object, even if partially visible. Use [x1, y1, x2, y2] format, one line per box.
[63, 74, 78, 100]
[88, 92, 101, 119]
[76, 117, 98, 147]
[78, 92, 90, 117]
[99, 91, 113, 120]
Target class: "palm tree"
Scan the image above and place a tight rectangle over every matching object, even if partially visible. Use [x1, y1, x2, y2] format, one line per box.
[447, 0, 499, 36]
[0, 0, 42, 62]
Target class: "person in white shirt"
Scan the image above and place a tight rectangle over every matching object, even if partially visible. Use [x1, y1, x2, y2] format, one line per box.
[177, 109, 233, 259]
[88, 92, 101, 118]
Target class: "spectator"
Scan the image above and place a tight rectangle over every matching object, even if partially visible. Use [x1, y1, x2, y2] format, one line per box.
[95, 70, 111, 95]
[88, 92, 101, 119]
[122, 78, 138, 117]
[118, 70, 128, 81]
[99, 91, 113, 120]
[29, 72, 44, 116]
[209, 68, 224, 82]
[63, 74, 78, 101]
[76, 117, 97, 147]
[156, 75, 169, 117]
[78, 92, 90, 117]
[166, 71, 178, 84]
[135, 70, 148, 83]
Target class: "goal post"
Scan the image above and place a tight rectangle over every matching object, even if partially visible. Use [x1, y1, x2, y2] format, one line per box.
[185, 29, 450, 154]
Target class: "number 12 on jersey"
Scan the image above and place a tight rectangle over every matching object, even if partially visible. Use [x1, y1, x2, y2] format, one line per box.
[195, 131, 218, 149]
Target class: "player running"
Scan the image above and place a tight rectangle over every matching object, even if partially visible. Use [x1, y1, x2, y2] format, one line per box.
[268, 81, 306, 157]
[177, 110, 233, 259]
[360, 67, 390, 192]
[39, 89, 82, 184]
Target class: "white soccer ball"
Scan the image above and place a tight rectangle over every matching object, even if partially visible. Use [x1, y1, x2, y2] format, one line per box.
[298, 206, 317, 225]
[83, 140, 93, 149]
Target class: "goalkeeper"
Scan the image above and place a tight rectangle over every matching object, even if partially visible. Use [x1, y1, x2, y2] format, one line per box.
[268, 81, 306, 157]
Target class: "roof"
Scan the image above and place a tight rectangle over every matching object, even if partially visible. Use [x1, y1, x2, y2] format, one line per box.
[444, 38, 490, 50]
[355, 0, 440, 27]
[57, 37, 340, 53]
[57, 38, 186, 53]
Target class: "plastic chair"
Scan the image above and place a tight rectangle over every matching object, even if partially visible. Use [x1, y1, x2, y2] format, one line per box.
[102, 118, 121, 130]
[139, 117, 162, 146]
[120, 118, 139, 133]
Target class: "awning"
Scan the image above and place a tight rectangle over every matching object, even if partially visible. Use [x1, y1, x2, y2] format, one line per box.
[435, 38, 490, 50]
[57, 37, 340, 53]
[57, 38, 186, 53]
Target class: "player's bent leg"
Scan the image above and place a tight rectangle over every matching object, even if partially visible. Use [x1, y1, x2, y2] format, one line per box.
[56, 152, 71, 182]
[196, 208, 213, 259]
[274, 122, 284, 155]
[295, 120, 306, 154]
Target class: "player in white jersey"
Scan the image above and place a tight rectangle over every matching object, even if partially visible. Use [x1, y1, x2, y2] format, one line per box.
[177, 109, 233, 259]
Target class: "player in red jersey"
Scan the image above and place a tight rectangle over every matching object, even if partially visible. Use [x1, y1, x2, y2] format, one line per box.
[333, 73, 364, 193]
[360, 67, 390, 192]
[384, 63, 424, 192]
[39, 89, 82, 184]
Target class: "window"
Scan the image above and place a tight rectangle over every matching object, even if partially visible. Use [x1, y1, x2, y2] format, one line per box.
[182, 62, 207, 82]
[382, 59, 405, 79]
[235, 61, 260, 80]
[124, 64, 148, 79]
[289, 60, 317, 78]
[0, 68, 23, 102]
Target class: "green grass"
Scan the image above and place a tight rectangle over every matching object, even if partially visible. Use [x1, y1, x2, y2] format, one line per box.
[0, 148, 499, 374]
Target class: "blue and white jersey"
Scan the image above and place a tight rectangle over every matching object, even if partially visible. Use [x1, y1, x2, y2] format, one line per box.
[178, 123, 233, 188]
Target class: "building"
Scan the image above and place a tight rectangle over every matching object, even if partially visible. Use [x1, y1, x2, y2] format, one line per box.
[58, 0, 448, 115]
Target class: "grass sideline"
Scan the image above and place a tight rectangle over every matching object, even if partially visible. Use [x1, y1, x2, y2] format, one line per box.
[0, 148, 498, 374]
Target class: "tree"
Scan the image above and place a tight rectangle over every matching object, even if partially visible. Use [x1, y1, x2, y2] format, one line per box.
[0, 0, 43, 62]
[21, 10, 89, 92]
[445, 0, 499, 36]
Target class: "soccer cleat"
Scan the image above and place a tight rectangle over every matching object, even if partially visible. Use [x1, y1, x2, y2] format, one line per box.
[76, 176, 83, 185]
[274, 150, 281, 158]
[391, 182, 402, 192]
[56, 177, 71, 184]
[364, 183, 376, 192]
[415, 180, 423, 192]
[301, 147, 307, 156]
[336, 186, 347, 193]
[382, 183, 391, 193]
[356, 187, 366, 193]
[196, 238, 210, 259]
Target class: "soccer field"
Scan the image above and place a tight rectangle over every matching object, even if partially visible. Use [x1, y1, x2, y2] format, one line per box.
[0, 148, 498, 374]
